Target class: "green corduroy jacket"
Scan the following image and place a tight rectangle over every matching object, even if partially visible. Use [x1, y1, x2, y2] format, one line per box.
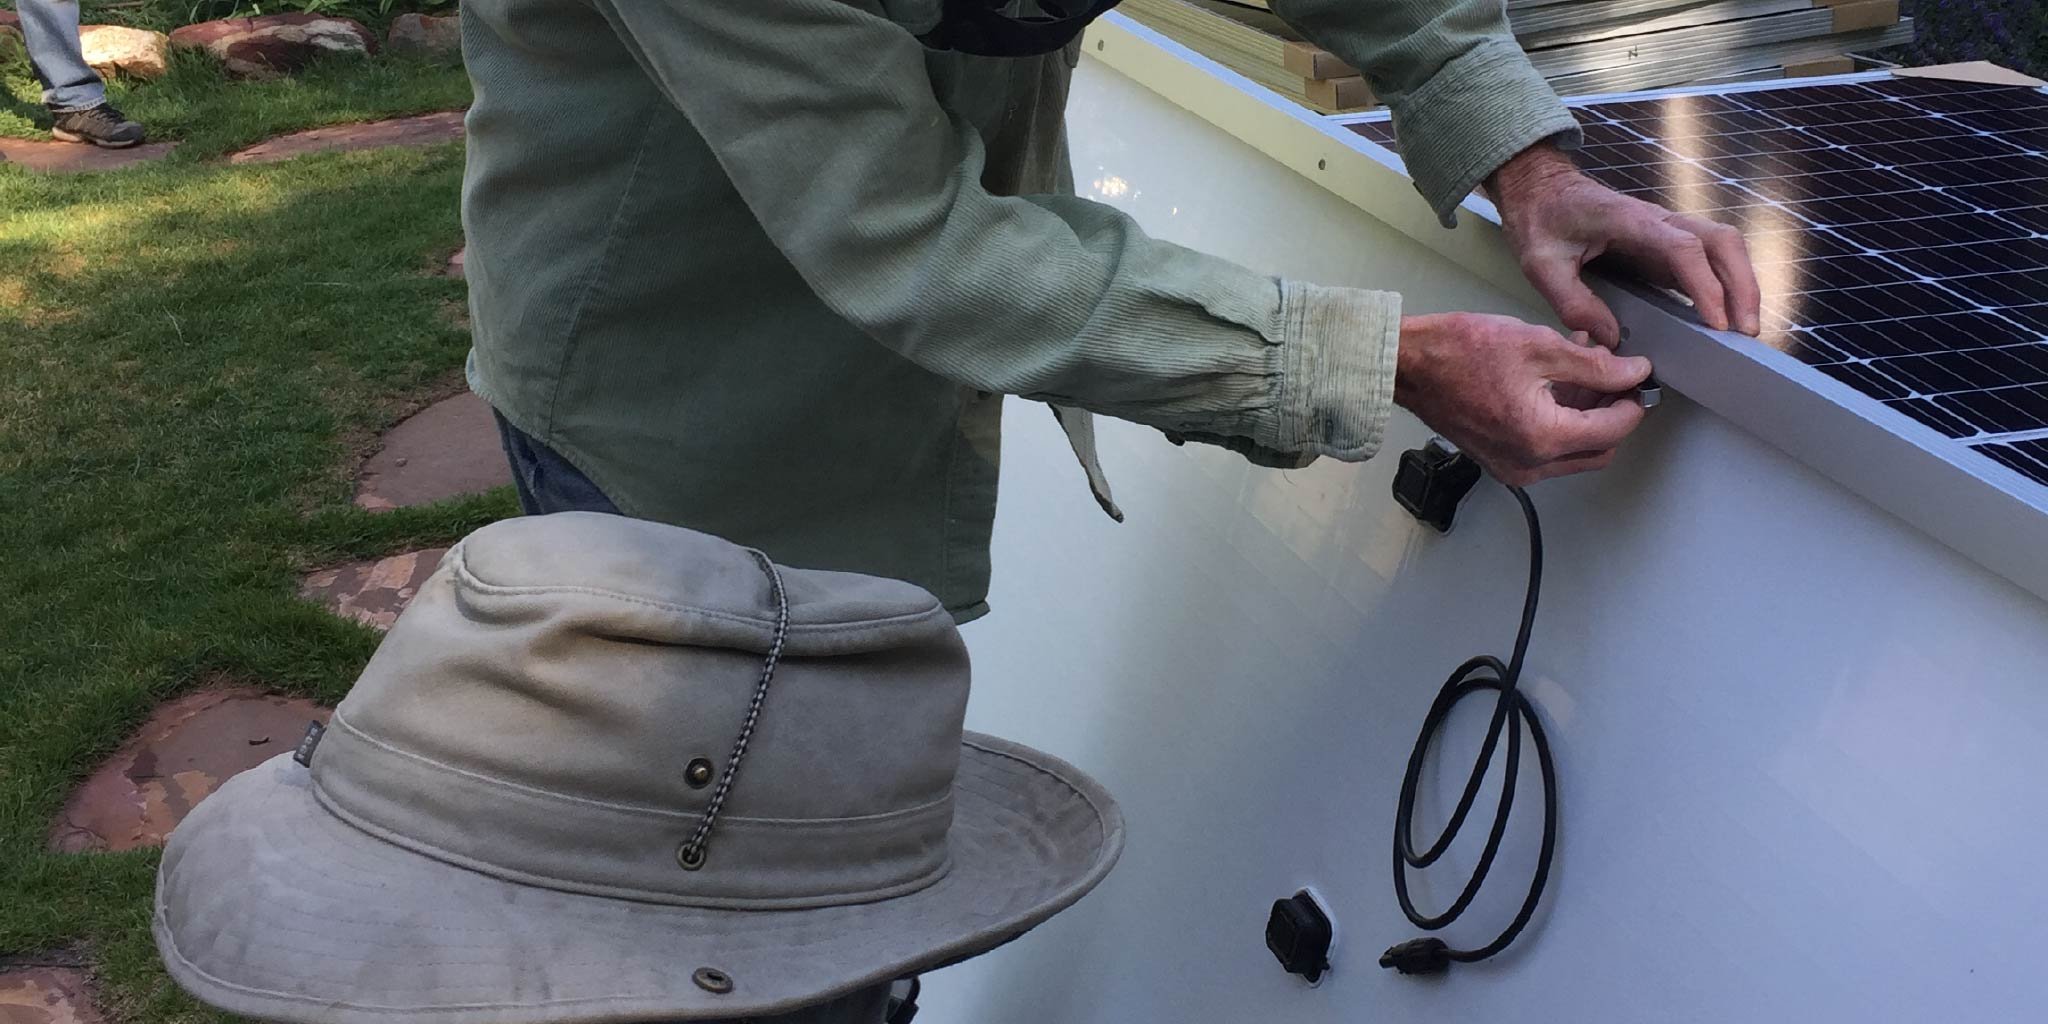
[460, 0, 1579, 620]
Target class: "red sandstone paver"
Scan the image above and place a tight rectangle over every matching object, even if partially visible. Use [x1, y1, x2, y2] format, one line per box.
[299, 547, 447, 629]
[226, 110, 464, 165]
[46, 689, 332, 853]
[354, 391, 509, 510]
[0, 967, 102, 1024]
[0, 138, 177, 173]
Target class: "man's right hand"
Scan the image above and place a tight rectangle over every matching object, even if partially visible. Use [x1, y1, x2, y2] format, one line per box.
[1393, 312, 1653, 487]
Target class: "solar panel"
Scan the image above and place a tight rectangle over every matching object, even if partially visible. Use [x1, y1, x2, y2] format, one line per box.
[1343, 76, 2048, 488]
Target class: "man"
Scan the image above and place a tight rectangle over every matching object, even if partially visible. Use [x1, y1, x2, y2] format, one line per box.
[460, 0, 1762, 623]
[13, 0, 146, 147]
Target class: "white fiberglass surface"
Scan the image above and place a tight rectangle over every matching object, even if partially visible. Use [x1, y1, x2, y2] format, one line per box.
[918, 58, 2048, 1022]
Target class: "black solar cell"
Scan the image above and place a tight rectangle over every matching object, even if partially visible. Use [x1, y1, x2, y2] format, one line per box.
[1341, 74, 2048, 487]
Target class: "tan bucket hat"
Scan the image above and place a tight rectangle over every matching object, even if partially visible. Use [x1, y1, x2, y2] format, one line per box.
[153, 512, 1123, 1023]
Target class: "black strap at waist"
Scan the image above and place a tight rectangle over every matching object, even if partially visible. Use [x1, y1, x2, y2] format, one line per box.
[917, 0, 1125, 57]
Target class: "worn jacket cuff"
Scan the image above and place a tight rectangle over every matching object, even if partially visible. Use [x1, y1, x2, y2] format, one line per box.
[1271, 280, 1400, 463]
[1390, 38, 1583, 227]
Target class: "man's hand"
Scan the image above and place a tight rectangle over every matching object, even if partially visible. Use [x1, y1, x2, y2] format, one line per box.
[1487, 143, 1761, 347]
[1395, 312, 1651, 486]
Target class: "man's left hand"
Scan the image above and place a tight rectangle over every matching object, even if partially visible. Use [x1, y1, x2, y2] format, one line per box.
[1486, 142, 1762, 348]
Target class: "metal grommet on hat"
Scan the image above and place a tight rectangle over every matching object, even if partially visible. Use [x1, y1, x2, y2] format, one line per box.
[684, 758, 715, 788]
[691, 967, 734, 995]
[676, 843, 706, 871]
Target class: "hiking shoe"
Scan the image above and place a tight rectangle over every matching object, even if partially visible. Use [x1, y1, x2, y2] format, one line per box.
[50, 104, 146, 149]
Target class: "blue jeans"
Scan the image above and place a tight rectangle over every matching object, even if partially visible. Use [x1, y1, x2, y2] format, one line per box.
[492, 409, 623, 516]
[16, 0, 106, 113]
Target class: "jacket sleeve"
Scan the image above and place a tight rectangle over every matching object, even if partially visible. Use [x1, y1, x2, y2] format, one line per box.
[1270, 0, 1583, 226]
[594, 0, 1400, 466]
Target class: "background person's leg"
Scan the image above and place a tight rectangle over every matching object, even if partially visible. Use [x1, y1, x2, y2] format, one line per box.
[13, 0, 143, 147]
[14, 0, 104, 113]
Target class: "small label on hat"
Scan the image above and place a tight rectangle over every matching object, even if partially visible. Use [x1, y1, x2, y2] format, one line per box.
[293, 721, 327, 767]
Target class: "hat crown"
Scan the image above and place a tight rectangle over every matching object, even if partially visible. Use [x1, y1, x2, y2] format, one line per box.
[314, 513, 971, 909]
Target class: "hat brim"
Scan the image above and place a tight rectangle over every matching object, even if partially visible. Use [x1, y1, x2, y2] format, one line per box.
[154, 732, 1122, 1024]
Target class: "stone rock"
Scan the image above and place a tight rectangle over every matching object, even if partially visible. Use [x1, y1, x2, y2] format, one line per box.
[225, 110, 465, 164]
[77, 25, 170, 80]
[0, 11, 18, 30]
[169, 13, 375, 79]
[0, 967, 103, 1024]
[0, 24, 24, 65]
[353, 390, 510, 510]
[299, 548, 448, 630]
[445, 246, 465, 279]
[387, 12, 460, 56]
[0, 137, 178, 173]
[46, 689, 332, 853]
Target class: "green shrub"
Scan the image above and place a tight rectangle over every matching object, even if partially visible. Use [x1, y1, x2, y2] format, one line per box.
[1883, 0, 2048, 79]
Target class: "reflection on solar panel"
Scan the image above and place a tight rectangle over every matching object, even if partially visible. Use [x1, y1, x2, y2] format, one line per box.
[1344, 77, 2048, 488]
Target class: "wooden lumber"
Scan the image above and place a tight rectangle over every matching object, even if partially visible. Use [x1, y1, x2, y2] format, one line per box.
[1783, 55, 1857, 76]
[1283, 40, 1356, 80]
[1303, 76, 1378, 111]
[1120, 0, 1375, 112]
[1829, 0, 1898, 33]
[1121, 0, 1356, 80]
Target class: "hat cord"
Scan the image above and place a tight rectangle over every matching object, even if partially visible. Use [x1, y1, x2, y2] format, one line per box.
[678, 550, 790, 870]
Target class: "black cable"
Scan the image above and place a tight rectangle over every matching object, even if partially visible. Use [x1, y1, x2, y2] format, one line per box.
[1380, 483, 1559, 976]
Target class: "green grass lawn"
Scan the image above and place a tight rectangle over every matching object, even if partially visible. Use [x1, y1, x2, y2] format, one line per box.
[3, 47, 475, 161]
[7, 0, 459, 38]
[0, 51, 511, 1024]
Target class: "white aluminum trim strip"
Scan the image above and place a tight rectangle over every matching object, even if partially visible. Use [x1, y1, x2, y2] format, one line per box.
[1518, 0, 1816, 50]
[1540, 21, 1916, 95]
[1324, 68, 1901, 126]
[1087, 11, 2048, 602]
[1511, 0, 1804, 40]
[1524, 7, 1838, 77]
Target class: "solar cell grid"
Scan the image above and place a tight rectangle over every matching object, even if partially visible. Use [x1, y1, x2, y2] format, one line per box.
[1783, 190, 1979, 225]
[1949, 179, 2048, 211]
[1956, 108, 2048, 135]
[1834, 210, 2036, 249]
[1858, 135, 2031, 165]
[2005, 128, 2048, 150]
[1979, 438, 2048, 478]
[1740, 168, 1924, 201]
[1950, 270, 2048, 307]
[1577, 122, 1647, 146]
[1909, 89, 2048, 115]
[1734, 82, 1891, 108]
[1887, 237, 2048, 277]
[1342, 74, 2048, 487]
[1756, 253, 1919, 291]
[1764, 99, 1915, 127]
[1895, 154, 2048, 189]
[1699, 147, 1878, 179]
[1999, 304, 2048, 333]
[1744, 226, 1864, 260]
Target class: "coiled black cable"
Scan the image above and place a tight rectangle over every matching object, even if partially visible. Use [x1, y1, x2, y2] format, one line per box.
[1380, 483, 1559, 975]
